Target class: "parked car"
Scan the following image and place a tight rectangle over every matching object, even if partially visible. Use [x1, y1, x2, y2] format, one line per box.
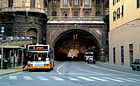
[131, 58, 140, 71]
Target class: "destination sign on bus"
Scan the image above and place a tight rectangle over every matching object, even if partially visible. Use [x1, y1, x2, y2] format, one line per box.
[29, 46, 48, 50]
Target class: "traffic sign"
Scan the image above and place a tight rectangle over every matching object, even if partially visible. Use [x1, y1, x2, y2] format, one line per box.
[1, 27, 4, 33]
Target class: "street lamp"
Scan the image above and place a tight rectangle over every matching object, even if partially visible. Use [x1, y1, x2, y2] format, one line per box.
[0, 27, 4, 69]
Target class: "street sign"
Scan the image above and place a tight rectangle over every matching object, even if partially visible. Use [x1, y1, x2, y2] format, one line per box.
[1, 27, 4, 33]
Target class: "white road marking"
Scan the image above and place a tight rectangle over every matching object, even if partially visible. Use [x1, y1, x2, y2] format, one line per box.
[66, 77, 79, 81]
[57, 63, 65, 74]
[23, 76, 33, 80]
[77, 76, 94, 81]
[127, 78, 140, 81]
[51, 76, 64, 81]
[102, 77, 124, 82]
[37, 76, 48, 81]
[76, 66, 102, 75]
[114, 77, 135, 82]
[9, 76, 17, 80]
[88, 64, 140, 76]
[89, 77, 108, 81]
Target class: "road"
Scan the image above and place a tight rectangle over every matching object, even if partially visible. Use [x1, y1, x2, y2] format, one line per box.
[0, 61, 140, 86]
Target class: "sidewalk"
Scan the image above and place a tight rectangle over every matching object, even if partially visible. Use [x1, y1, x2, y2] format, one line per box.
[0, 65, 23, 76]
[96, 61, 132, 69]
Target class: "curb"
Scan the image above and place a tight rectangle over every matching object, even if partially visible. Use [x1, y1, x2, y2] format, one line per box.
[0, 70, 23, 76]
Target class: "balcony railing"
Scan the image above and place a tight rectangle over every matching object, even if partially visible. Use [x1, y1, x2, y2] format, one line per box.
[48, 16, 105, 24]
[48, 16, 104, 21]
[1, 7, 47, 15]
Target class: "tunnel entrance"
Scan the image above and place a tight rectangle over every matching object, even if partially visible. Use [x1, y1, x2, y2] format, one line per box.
[54, 29, 100, 61]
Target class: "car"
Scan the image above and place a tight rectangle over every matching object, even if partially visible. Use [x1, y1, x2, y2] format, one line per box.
[87, 57, 96, 64]
[131, 58, 140, 71]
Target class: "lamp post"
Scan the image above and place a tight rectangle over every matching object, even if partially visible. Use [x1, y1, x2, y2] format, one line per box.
[1, 27, 4, 69]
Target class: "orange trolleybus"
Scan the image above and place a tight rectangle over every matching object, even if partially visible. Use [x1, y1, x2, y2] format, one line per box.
[26, 44, 54, 71]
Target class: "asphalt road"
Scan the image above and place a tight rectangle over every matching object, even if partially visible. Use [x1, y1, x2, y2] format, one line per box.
[0, 61, 140, 86]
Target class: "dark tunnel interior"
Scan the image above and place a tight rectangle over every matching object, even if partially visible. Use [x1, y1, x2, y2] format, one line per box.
[54, 29, 100, 61]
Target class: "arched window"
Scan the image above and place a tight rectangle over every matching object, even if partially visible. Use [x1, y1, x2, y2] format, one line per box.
[52, 11, 57, 16]
[85, 11, 89, 16]
[74, 11, 78, 16]
[63, 11, 67, 16]
[95, 11, 100, 16]
[27, 28, 37, 38]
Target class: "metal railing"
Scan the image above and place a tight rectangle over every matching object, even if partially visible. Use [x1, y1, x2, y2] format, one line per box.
[48, 16, 104, 21]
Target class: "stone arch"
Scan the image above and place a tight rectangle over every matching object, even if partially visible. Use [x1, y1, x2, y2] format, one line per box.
[50, 28, 102, 51]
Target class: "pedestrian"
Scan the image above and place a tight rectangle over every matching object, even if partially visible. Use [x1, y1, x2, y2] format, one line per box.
[22, 57, 27, 70]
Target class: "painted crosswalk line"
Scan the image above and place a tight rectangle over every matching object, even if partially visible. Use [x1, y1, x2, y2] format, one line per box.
[89, 77, 108, 81]
[114, 77, 135, 82]
[1, 76, 140, 83]
[50, 76, 64, 81]
[77, 76, 94, 81]
[23, 76, 33, 80]
[102, 77, 124, 82]
[37, 76, 48, 81]
[65, 76, 79, 81]
[9, 76, 17, 80]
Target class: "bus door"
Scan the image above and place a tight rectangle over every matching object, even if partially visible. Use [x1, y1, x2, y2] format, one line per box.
[34, 54, 38, 61]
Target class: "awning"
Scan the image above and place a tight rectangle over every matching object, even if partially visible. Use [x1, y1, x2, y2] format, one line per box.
[0, 46, 25, 49]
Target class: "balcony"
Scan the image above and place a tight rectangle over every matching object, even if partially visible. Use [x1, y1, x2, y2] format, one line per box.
[1, 7, 47, 15]
[0, 36, 33, 46]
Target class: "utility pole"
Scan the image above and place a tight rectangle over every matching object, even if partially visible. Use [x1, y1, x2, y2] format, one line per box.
[1, 27, 4, 69]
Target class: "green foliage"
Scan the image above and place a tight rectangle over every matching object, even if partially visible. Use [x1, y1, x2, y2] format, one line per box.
[100, 55, 106, 62]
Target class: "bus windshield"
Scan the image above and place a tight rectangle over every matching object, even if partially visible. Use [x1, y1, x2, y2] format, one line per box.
[27, 53, 48, 61]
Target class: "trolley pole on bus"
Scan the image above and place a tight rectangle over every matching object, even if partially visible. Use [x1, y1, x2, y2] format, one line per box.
[1, 27, 4, 69]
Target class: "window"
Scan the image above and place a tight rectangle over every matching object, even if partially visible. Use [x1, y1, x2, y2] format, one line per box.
[74, 0, 78, 5]
[113, 0, 116, 6]
[96, 0, 100, 5]
[117, 0, 120, 2]
[63, 11, 67, 16]
[117, 8, 120, 19]
[95, 11, 100, 16]
[74, 11, 78, 16]
[8, 0, 13, 7]
[52, 11, 57, 16]
[137, 0, 140, 8]
[85, 11, 89, 16]
[52, 0, 57, 5]
[122, 5, 124, 17]
[113, 11, 116, 21]
[63, 0, 68, 5]
[30, 0, 35, 8]
[85, 0, 89, 5]
[121, 46, 124, 65]
[44, 0, 47, 8]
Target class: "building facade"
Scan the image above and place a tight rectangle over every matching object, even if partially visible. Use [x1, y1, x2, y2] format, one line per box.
[47, 0, 109, 60]
[0, 0, 48, 68]
[109, 0, 140, 66]
[0, 0, 48, 44]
